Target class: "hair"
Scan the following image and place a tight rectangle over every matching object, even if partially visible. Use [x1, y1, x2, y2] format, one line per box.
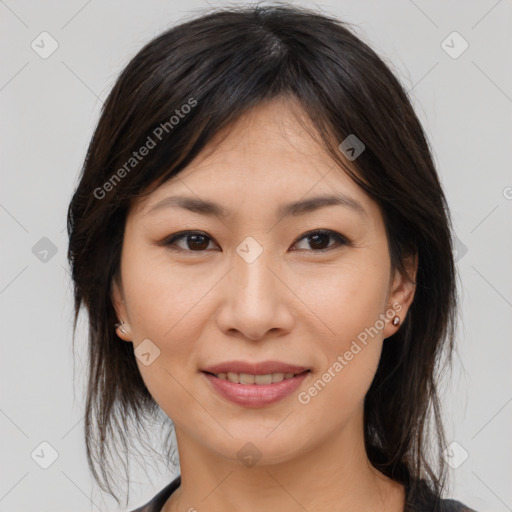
[67, 2, 458, 509]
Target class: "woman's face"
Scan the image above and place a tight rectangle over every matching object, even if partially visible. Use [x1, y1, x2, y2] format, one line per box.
[113, 97, 416, 466]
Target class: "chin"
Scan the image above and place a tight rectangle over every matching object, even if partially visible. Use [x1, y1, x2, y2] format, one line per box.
[203, 430, 311, 467]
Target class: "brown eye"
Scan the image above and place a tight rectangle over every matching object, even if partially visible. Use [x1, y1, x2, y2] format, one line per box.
[185, 234, 210, 250]
[163, 231, 217, 252]
[291, 229, 350, 252]
[161, 229, 350, 254]
[306, 232, 331, 250]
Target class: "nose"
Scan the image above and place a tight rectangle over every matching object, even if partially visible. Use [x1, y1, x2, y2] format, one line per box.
[215, 248, 294, 341]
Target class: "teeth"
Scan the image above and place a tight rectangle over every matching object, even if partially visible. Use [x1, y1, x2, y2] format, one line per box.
[239, 373, 254, 385]
[215, 372, 299, 384]
[255, 374, 272, 385]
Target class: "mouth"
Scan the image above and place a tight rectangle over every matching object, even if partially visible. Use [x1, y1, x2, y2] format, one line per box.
[201, 361, 311, 407]
[202, 370, 309, 385]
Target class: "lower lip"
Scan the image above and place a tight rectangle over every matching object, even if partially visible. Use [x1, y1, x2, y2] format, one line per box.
[202, 371, 310, 407]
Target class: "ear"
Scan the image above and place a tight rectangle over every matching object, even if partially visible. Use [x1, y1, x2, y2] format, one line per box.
[383, 251, 418, 339]
[111, 274, 132, 342]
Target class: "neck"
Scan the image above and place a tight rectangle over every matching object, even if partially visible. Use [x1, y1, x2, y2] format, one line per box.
[164, 412, 405, 512]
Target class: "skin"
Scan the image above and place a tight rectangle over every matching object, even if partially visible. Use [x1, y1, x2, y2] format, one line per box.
[112, 97, 417, 512]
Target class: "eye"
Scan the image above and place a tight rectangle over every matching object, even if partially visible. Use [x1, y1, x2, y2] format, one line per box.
[161, 229, 350, 253]
[291, 229, 350, 252]
[162, 231, 218, 252]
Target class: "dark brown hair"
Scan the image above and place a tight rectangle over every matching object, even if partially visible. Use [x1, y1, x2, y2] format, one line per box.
[67, 3, 458, 508]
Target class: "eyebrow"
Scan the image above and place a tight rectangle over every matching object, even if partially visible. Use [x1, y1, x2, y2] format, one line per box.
[145, 193, 367, 219]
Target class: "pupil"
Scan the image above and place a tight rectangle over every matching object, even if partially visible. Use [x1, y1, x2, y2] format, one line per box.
[310, 233, 328, 249]
[189, 235, 208, 250]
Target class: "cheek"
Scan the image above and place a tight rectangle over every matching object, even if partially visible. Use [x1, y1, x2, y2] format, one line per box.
[294, 257, 388, 405]
[296, 342, 381, 445]
[121, 245, 215, 341]
[295, 254, 389, 343]
[119, 247, 231, 392]
[122, 254, 210, 417]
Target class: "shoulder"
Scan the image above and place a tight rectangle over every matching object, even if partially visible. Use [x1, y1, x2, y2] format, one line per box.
[127, 474, 478, 512]
[438, 498, 478, 512]
[405, 477, 477, 512]
[129, 475, 181, 512]
[406, 495, 477, 512]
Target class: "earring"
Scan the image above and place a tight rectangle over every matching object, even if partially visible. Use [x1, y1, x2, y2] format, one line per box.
[392, 316, 400, 326]
[115, 320, 127, 334]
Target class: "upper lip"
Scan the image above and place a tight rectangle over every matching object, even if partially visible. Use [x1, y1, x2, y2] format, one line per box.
[202, 361, 310, 375]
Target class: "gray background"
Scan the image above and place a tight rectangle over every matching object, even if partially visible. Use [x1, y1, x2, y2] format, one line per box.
[1, 0, 511, 510]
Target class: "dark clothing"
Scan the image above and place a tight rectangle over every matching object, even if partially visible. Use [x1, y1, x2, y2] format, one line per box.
[130, 475, 477, 511]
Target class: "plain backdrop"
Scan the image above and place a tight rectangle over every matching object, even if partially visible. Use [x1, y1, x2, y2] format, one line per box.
[1, 0, 511, 511]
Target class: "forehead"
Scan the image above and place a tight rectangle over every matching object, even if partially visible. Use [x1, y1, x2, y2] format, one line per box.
[172, 97, 338, 179]
[134, 97, 375, 221]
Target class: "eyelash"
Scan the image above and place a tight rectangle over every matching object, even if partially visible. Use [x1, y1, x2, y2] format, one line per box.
[160, 229, 351, 254]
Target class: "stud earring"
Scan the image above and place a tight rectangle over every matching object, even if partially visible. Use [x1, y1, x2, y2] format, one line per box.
[392, 316, 400, 326]
[115, 320, 127, 334]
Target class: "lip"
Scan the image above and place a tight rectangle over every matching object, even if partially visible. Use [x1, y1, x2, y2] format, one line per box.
[202, 360, 309, 375]
[203, 371, 310, 407]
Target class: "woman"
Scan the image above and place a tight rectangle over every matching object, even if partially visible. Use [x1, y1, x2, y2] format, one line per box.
[67, 4, 476, 511]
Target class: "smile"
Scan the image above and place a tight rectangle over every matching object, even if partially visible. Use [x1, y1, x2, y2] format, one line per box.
[202, 370, 310, 407]
[210, 371, 300, 385]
